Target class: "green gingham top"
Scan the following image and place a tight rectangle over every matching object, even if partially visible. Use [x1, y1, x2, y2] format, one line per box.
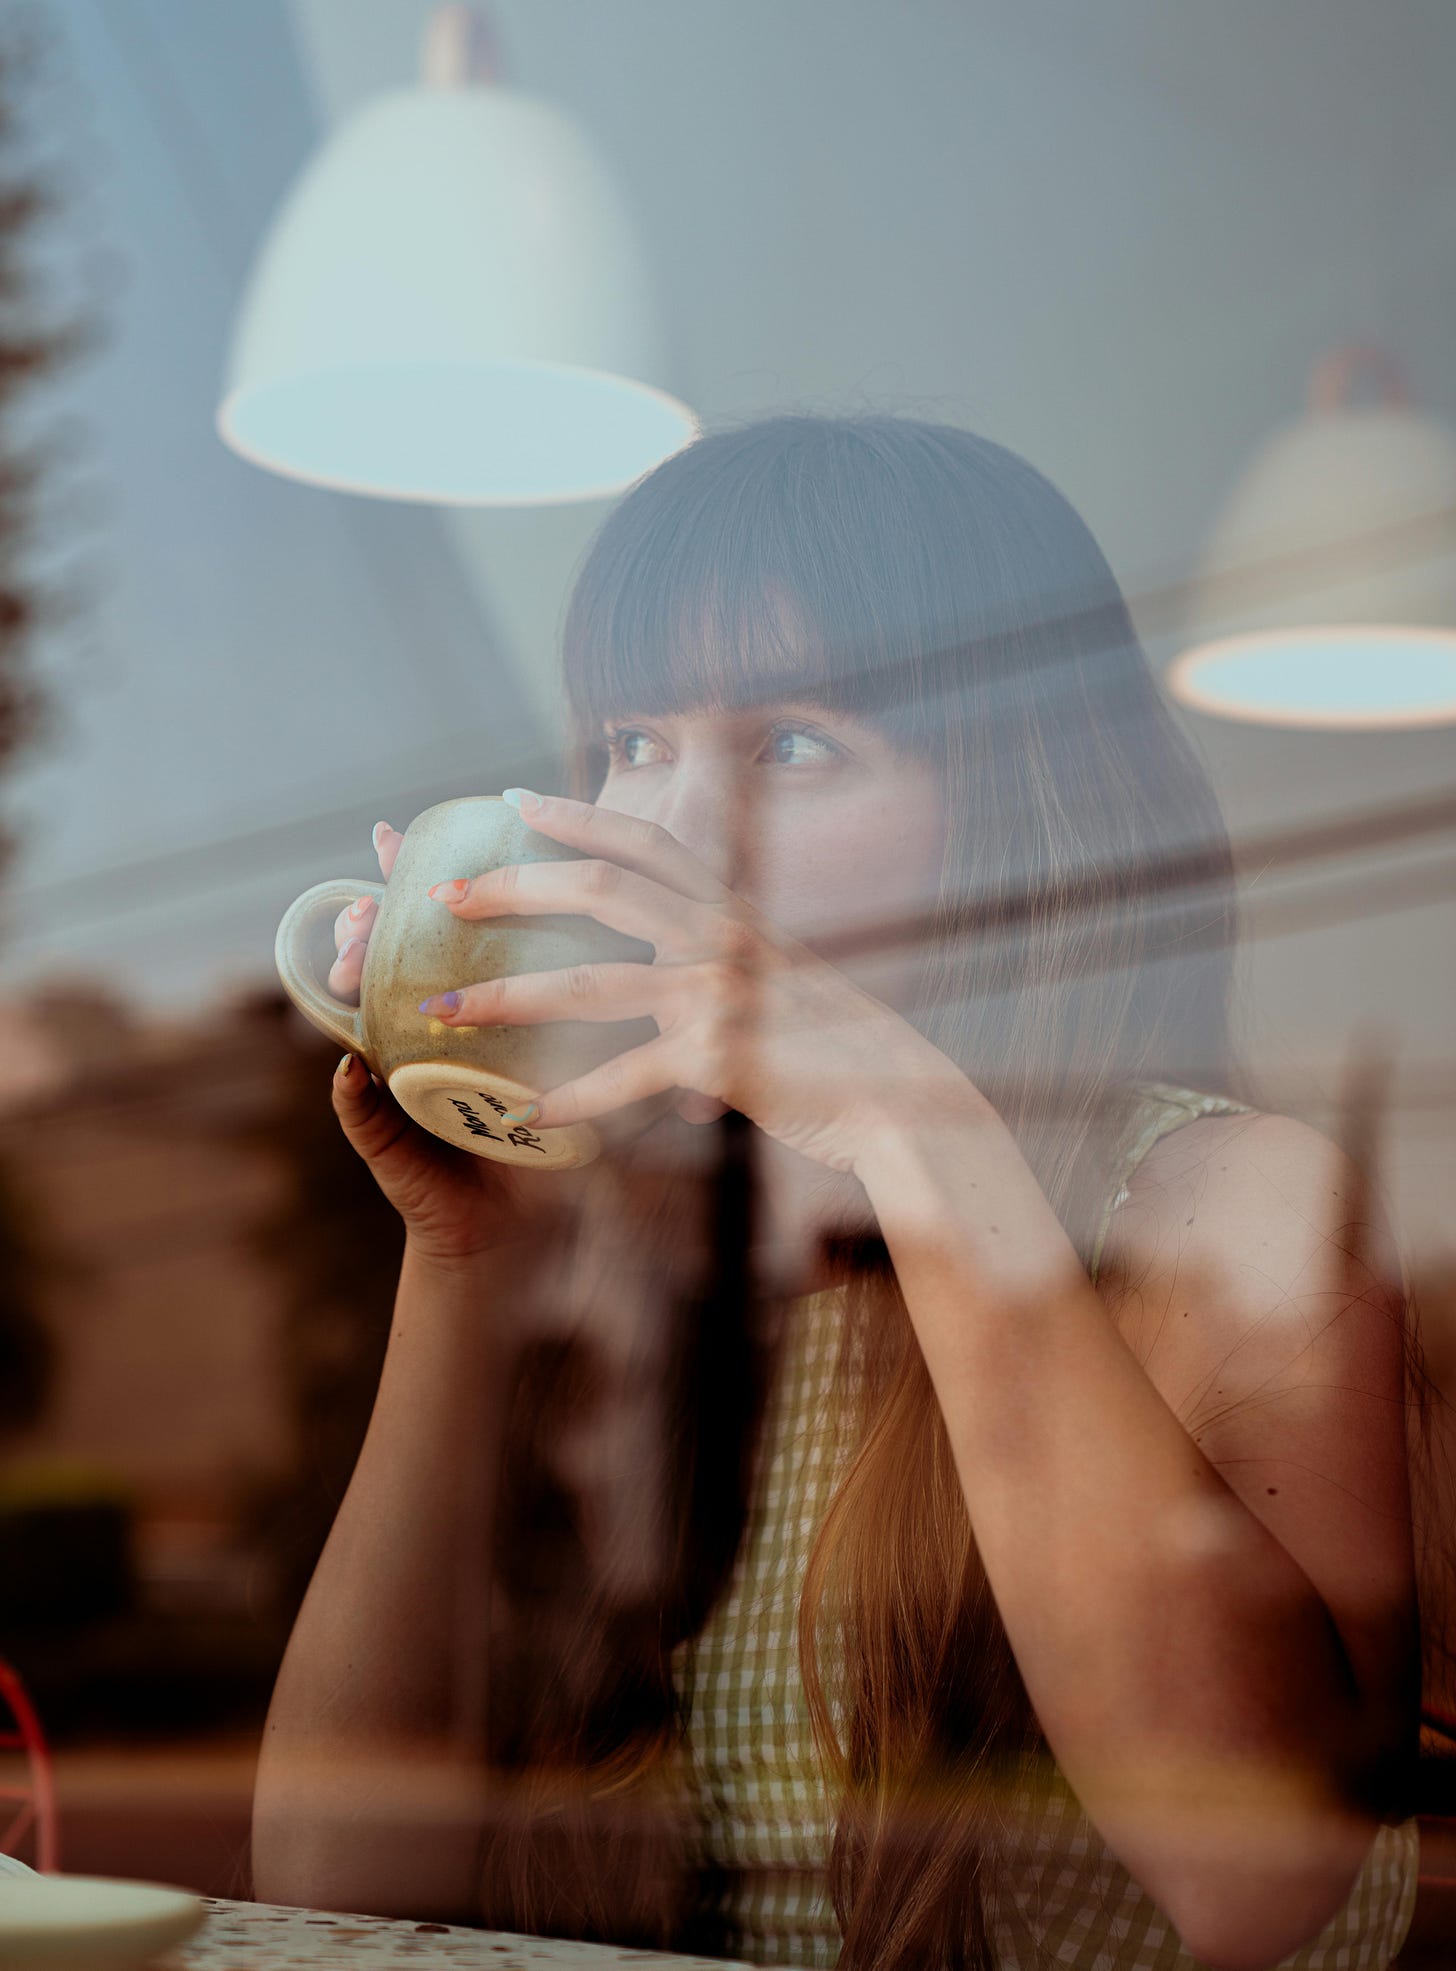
[670, 1081, 1420, 1969]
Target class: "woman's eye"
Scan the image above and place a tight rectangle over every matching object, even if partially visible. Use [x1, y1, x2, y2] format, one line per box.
[763, 723, 841, 766]
[604, 727, 664, 768]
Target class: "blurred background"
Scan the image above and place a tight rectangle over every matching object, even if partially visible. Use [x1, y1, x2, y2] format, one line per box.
[0, 0, 1452, 1930]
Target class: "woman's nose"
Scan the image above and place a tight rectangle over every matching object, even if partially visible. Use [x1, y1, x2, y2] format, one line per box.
[651, 771, 761, 889]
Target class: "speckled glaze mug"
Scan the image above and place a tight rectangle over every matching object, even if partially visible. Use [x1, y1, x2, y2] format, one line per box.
[274, 796, 658, 1170]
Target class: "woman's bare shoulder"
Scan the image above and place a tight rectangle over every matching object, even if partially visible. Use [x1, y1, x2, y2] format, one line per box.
[1097, 1102, 1418, 1772]
[1118, 1102, 1363, 1234]
[1098, 1102, 1407, 1379]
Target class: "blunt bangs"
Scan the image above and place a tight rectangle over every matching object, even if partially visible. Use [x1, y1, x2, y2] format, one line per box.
[561, 417, 970, 785]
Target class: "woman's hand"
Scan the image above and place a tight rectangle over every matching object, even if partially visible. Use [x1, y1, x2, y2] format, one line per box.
[415, 790, 973, 1177]
[324, 822, 561, 1265]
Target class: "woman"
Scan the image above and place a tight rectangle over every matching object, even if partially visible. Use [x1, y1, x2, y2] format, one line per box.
[251, 414, 1430, 1971]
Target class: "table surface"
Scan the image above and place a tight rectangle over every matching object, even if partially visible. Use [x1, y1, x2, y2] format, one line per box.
[176, 1897, 758, 1969]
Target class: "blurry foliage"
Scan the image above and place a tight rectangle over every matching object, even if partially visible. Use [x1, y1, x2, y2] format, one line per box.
[0, 5, 102, 828]
[0, 6, 106, 1448]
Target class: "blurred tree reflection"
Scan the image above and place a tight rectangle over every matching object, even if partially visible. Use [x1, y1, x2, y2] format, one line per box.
[0, 5, 106, 1449]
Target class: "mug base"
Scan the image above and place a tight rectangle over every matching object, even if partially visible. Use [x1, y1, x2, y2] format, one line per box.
[387, 1061, 601, 1170]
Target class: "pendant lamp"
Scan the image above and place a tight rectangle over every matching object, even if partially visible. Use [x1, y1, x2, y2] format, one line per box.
[216, 4, 698, 505]
[1166, 346, 1456, 729]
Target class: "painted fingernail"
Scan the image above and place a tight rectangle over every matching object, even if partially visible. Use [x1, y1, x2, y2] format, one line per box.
[501, 787, 541, 812]
[339, 935, 364, 959]
[418, 991, 462, 1014]
[502, 1101, 539, 1122]
[348, 895, 373, 920]
[335, 1052, 355, 1080]
[372, 821, 393, 851]
[427, 879, 470, 902]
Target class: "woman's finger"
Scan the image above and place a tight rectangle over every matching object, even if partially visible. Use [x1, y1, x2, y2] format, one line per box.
[327, 931, 369, 1001]
[431, 858, 741, 962]
[521, 1034, 686, 1132]
[333, 894, 376, 950]
[331, 1050, 415, 1160]
[676, 1091, 729, 1125]
[331, 1050, 376, 1112]
[501, 789, 734, 904]
[418, 961, 667, 1028]
[323, 821, 400, 1003]
[373, 819, 403, 880]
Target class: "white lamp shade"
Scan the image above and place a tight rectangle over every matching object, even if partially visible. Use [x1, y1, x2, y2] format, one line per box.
[1165, 626, 1456, 730]
[217, 84, 698, 504]
[1168, 355, 1456, 729]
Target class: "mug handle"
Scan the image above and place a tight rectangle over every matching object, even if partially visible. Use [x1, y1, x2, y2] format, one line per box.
[274, 878, 386, 1056]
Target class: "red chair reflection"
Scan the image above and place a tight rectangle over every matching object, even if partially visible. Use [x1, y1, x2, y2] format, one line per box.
[0, 1657, 57, 1872]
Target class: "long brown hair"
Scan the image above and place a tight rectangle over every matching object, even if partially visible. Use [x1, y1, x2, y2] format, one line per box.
[470, 413, 1432, 1966]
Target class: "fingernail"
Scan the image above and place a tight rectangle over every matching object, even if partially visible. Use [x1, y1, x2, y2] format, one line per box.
[335, 1052, 355, 1080]
[339, 935, 364, 959]
[419, 991, 462, 1014]
[372, 821, 393, 851]
[502, 1101, 539, 1122]
[347, 895, 373, 920]
[427, 879, 470, 902]
[501, 787, 540, 813]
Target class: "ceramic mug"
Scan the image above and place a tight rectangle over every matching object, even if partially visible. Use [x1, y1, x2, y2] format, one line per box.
[274, 796, 659, 1170]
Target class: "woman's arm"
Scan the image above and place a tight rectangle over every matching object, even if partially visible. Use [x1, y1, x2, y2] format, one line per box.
[853, 1090, 1419, 1971]
[251, 1237, 512, 1921]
